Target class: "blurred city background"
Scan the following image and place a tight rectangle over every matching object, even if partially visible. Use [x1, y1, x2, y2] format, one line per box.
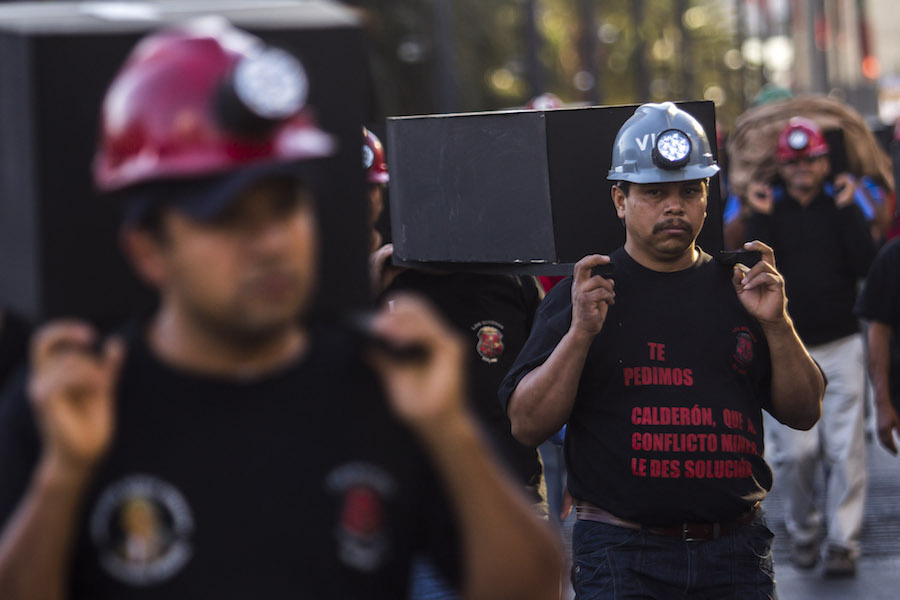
[346, 0, 897, 133]
[1, 3, 898, 597]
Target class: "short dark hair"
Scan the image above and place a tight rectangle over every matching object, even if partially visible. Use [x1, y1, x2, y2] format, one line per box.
[133, 200, 168, 239]
[120, 182, 173, 241]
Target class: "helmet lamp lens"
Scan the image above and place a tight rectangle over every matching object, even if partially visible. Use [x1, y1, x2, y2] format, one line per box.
[787, 129, 809, 151]
[234, 48, 308, 120]
[655, 130, 692, 168]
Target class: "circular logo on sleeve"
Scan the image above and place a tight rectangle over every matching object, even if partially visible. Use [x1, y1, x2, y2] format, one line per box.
[89, 475, 194, 586]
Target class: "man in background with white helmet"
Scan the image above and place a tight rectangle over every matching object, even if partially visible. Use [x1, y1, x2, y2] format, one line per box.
[0, 20, 561, 600]
[500, 102, 824, 598]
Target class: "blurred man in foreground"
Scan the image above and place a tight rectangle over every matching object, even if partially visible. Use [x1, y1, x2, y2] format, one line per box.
[0, 19, 561, 600]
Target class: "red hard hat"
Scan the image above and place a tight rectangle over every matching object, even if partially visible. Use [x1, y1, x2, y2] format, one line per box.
[526, 93, 563, 110]
[776, 117, 829, 161]
[362, 127, 389, 184]
[93, 17, 335, 193]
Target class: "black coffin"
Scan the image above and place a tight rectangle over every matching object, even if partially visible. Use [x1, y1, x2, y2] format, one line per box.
[386, 101, 723, 274]
[0, 1, 369, 325]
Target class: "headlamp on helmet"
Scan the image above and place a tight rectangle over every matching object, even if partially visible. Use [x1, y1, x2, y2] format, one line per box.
[653, 129, 693, 170]
[787, 129, 810, 151]
[776, 117, 829, 161]
[233, 47, 308, 121]
[362, 127, 389, 184]
[216, 46, 310, 138]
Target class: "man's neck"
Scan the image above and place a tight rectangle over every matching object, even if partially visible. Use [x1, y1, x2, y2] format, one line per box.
[147, 303, 307, 380]
[623, 241, 699, 273]
[786, 185, 822, 207]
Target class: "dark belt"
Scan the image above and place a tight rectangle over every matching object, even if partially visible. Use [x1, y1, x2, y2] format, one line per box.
[575, 501, 759, 541]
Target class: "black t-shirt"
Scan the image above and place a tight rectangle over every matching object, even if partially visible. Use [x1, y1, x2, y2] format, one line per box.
[0, 309, 31, 393]
[0, 323, 459, 599]
[856, 237, 900, 409]
[385, 271, 542, 493]
[746, 192, 876, 346]
[499, 247, 774, 525]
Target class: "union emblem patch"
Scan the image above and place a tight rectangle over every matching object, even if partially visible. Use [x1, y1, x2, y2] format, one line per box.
[474, 324, 504, 363]
[326, 462, 396, 572]
[89, 474, 194, 586]
[730, 326, 757, 374]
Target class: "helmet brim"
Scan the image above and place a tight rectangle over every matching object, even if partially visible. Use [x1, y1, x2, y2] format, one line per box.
[607, 163, 720, 184]
[123, 161, 315, 226]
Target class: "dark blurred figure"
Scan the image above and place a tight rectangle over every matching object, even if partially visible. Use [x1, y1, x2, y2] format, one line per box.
[367, 128, 549, 599]
[383, 269, 545, 503]
[0, 20, 561, 600]
[746, 117, 877, 577]
[0, 309, 31, 391]
[856, 238, 900, 453]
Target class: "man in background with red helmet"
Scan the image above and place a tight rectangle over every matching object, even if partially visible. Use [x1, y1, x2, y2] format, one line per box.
[746, 116, 877, 577]
[366, 136, 549, 600]
[363, 127, 389, 252]
[0, 19, 561, 600]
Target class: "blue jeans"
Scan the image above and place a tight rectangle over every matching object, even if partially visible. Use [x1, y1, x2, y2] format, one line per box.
[408, 556, 458, 600]
[572, 510, 776, 599]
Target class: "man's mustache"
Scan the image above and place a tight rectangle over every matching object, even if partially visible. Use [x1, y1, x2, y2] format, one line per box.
[653, 219, 693, 234]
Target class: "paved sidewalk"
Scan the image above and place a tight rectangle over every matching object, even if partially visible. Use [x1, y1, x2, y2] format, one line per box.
[766, 439, 900, 599]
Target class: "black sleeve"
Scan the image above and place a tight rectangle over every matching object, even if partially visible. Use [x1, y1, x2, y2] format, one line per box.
[516, 275, 542, 335]
[837, 203, 878, 279]
[0, 369, 41, 530]
[745, 211, 776, 246]
[497, 278, 574, 413]
[855, 239, 900, 325]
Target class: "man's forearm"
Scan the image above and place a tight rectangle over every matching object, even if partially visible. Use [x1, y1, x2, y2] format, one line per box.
[508, 328, 594, 446]
[0, 458, 90, 600]
[416, 411, 562, 600]
[761, 316, 824, 430]
[867, 322, 893, 411]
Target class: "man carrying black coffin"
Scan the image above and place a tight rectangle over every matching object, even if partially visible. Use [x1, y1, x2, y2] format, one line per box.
[0, 20, 561, 600]
[500, 102, 824, 599]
